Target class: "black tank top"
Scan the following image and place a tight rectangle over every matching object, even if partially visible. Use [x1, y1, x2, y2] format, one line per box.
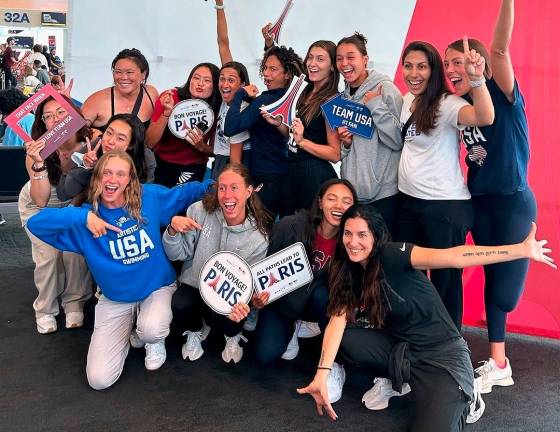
[98, 84, 154, 132]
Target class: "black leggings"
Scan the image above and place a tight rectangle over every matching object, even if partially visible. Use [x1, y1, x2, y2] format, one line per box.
[254, 283, 329, 365]
[172, 283, 243, 337]
[366, 193, 400, 239]
[396, 194, 473, 330]
[471, 188, 537, 342]
[281, 158, 337, 217]
[340, 327, 468, 432]
[153, 156, 206, 188]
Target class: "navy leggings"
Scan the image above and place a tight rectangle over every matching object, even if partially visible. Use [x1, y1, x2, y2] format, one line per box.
[254, 282, 329, 365]
[471, 188, 537, 342]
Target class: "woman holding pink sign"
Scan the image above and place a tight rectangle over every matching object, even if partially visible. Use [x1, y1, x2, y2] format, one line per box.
[18, 96, 94, 334]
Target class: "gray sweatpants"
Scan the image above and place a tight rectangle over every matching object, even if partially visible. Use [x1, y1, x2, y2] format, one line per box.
[86, 282, 177, 390]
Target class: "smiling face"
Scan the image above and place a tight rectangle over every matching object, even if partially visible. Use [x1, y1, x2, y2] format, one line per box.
[112, 58, 145, 95]
[444, 48, 470, 96]
[319, 183, 355, 235]
[219, 67, 243, 104]
[100, 156, 131, 208]
[343, 216, 374, 267]
[101, 119, 132, 153]
[189, 66, 214, 99]
[262, 55, 290, 90]
[306, 46, 332, 87]
[41, 99, 68, 130]
[217, 169, 252, 226]
[402, 50, 431, 96]
[336, 43, 368, 88]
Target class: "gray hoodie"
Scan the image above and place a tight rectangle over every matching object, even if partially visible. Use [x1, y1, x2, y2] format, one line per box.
[162, 200, 268, 288]
[340, 69, 403, 203]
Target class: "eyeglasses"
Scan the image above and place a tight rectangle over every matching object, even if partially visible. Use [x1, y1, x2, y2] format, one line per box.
[42, 107, 68, 123]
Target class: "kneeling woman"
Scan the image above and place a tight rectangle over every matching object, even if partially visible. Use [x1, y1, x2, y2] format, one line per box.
[162, 163, 270, 364]
[27, 151, 211, 390]
[298, 205, 554, 431]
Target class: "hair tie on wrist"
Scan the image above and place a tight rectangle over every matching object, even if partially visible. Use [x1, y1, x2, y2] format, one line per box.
[469, 77, 486, 88]
[317, 366, 332, 371]
[214, 4, 225, 9]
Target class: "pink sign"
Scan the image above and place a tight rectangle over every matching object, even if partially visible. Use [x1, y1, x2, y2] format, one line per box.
[4, 84, 87, 159]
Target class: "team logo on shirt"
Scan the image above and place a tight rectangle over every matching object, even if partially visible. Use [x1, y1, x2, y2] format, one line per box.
[109, 224, 155, 265]
[462, 126, 488, 166]
[403, 121, 420, 141]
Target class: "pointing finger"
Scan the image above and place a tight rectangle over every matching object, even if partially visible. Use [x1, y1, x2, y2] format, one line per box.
[462, 35, 470, 55]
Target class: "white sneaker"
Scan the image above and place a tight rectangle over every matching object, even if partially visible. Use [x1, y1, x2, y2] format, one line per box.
[221, 333, 248, 364]
[297, 321, 321, 338]
[145, 340, 166, 371]
[281, 321, 301, 360]
[362, 377, 411, 410]
[327, 362, 346, 404]
[475, 357, 514, 394]
[129, 329, 143, 348]
[37, 315, 57, 334]
[243, 307, 258, 332]
[466, 376, 486, 423]
[65, 311, 84, 329]
[181, 321, 211, 361]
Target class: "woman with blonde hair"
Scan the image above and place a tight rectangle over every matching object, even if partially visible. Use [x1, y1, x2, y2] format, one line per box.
[27, 150, 211, 390]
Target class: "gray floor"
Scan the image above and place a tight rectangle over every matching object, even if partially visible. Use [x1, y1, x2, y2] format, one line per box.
[1, 210, 559, 432]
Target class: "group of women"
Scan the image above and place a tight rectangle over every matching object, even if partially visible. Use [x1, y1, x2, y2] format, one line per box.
[15, 0, 556, 430]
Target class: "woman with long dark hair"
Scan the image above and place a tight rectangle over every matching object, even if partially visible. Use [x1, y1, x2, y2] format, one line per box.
[146, 62, 221, 187]
[297, 205, 554, 431]
[263, 40, 341, 216]
[56, 113, 150, 202]
[19, 96, 93, 333]
[396, 39, 494, 330]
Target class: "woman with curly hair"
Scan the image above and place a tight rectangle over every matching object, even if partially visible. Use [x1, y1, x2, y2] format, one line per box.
[163, 162, 270, 364]
[224, 45, 303, 218]
[26, 151, 212, 389]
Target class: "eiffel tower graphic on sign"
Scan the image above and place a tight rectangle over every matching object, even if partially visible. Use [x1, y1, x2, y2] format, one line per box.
[268, 272, 280, 287]
[268, 0, 294, 45]
[207, 275, 221, 291]
[261, 74, 308, 127]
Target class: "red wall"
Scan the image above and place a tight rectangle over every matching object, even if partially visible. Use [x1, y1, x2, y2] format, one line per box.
[394, 0, 560, 338]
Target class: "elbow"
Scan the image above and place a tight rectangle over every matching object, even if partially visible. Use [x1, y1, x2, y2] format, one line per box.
[479, 110, 495, 126]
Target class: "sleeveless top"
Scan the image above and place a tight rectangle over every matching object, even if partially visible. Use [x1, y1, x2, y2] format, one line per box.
[97, 84, 155, 132]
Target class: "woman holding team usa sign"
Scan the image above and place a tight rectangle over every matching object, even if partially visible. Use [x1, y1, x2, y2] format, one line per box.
[162, 163, 270, 364]
[27, 151, 211, 389]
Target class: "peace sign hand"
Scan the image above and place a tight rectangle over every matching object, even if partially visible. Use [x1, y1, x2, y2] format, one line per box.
[83, 137, 101, 169]
[463, 35, 486, 81]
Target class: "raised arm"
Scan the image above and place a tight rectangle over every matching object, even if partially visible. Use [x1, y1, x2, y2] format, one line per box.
[411, 223, 555, 270]
[145, 90, 175, 149]
[24, 140, 51, 207]
[457, 36, 495, 127]
[491, 0, 515, 101]
[296, 313, 347, 421]
[215, 0, 233, 65]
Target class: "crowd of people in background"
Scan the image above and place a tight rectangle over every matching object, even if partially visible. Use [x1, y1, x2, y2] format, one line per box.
[0, 1, 556, 431]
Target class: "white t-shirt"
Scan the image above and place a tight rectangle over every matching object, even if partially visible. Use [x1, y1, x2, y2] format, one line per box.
[213, 101, 250, 156]
[398, 92, 470, 200]
[27, 52, 48, 68]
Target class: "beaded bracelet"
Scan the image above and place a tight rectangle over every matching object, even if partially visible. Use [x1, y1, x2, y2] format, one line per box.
[32, 173, 48, 180]
[214, 4, 225, 10]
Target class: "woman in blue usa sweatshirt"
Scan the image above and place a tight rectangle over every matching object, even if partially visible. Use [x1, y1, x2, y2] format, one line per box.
[27, 150, 212, 390]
